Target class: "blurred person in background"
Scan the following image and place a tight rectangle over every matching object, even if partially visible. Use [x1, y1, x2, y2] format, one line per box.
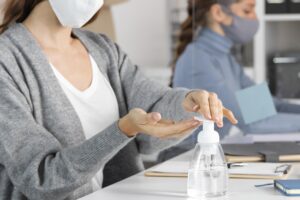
[159, 0, 300, 162]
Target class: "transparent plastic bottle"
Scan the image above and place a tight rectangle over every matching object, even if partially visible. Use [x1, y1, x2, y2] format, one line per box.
[187, 119, 228, 199]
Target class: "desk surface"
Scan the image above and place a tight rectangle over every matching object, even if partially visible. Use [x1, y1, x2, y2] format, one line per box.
[79, 152, 300, 200]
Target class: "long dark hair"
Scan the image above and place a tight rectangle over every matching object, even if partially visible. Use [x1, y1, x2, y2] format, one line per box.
[170, 0, 217, 86]
[0, 0, 100, 33]
[175, 0, 217, 63]
[174, 0, 238, 62]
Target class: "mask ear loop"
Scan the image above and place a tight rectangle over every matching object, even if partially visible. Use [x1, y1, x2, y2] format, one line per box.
[220, 5, 233, 17]
[218, 0, 235, 19]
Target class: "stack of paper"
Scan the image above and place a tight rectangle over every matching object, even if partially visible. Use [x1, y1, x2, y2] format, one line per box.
[222, 133, 300, 144]
[145, 161, 292, 180]
[223, 142, 300, 163]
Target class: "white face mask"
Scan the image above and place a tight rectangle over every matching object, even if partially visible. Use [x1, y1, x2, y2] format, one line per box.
[49, 0, 104, 28]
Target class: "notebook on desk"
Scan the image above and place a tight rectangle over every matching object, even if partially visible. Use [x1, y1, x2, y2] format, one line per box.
[145, 161, 293, 180]
[275, 179, 300, 196]
[223, 142, 300, 163]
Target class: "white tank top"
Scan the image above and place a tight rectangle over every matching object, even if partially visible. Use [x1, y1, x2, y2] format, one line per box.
[50, 55, 119, 191]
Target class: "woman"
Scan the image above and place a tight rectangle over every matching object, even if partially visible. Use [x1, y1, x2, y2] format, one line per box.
[158, 0, 300, 161]
[175, 0, 300, 136]
[0, 0, 237, 199]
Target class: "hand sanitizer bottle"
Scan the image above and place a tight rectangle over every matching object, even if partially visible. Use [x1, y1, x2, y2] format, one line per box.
[187, 118, 228, 198]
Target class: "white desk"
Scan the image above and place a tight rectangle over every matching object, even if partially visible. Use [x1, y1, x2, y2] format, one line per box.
[79, 152, 300, 200]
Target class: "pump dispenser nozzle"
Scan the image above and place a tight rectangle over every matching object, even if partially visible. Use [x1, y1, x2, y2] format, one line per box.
[203, 120, 214, 133]
[195, 116, 220, 144]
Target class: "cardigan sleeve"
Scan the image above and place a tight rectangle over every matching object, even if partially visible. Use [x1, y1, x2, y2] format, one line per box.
[112, 42, 196, 155]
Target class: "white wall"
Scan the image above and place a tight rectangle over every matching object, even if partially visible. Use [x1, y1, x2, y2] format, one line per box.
[112, 0, 171, 69]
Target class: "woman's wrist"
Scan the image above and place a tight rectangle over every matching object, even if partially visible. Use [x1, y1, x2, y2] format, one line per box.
[118, 115, 138, 137]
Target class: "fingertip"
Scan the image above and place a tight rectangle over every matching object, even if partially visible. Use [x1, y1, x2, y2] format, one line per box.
[193, 105, 199, 111]
[217, 122, 224, 128]
[230, 117, 238, 124]
[214, 116, 221, 122]
[206, 113, 212, 120]
[151, 112, 161, 121]
[192, 121, 200, 126]
[224, 109, 238, 125]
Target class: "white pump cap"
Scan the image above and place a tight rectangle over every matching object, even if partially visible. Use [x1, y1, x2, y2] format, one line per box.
[195, 116, 220, 144]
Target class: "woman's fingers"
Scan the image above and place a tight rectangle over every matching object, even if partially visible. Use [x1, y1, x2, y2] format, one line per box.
[208, 92, 222, 124]
[162, 120, 200, 138]
[192, 91, 212, 120]
[182, 95, 198, 112]
[217, 100, 224, 128]
[129, 108, 201, 139]
[148, 118, 201, 138]
[145, 112, 161, 125]
[131, 109, 161, 125]
[223, 107, 238, 124]
[159, 119, 175, 125]
[127, 104, 237, 140]
[162, 121, 203, 139]
[184, 91, 238, 126]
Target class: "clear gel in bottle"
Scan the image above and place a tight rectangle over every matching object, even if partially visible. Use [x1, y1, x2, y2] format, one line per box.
[187, 119, 228, 199]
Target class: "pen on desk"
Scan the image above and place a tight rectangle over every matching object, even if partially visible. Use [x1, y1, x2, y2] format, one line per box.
[274, 164, 292, 174]
[283, 165, 292, 174]
[227, 163, 248, 169]
[255, 183, 274, 188]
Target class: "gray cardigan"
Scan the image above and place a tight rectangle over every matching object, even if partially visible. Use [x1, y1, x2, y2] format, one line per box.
[0, 23, 190, 200]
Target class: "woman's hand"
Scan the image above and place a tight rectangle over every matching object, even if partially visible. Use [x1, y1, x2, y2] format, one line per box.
[119, 108, 202, 138]
[183, 90, 238, 127]
[118, 90, 238, 138]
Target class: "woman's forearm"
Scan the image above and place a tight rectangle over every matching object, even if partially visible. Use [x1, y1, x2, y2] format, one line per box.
[274, 97, 300, 114]
[241, 113, 300, 134]
[3, 121, 132, 200]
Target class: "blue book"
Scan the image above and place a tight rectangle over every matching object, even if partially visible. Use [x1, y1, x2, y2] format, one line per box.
[275, 179, 300, 196]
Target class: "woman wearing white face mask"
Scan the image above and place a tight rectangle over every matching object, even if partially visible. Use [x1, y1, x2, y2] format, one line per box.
[0, 0, 238, 199]
[159, 0, 300, 161]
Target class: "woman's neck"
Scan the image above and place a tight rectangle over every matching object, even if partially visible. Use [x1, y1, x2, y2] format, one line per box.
[22, 1, 73, 49]
[207, 22, 225, 36]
